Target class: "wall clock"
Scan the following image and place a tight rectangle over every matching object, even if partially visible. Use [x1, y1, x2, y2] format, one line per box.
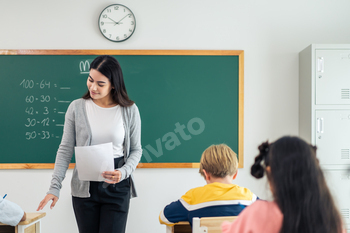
[98, 4, 136, 42]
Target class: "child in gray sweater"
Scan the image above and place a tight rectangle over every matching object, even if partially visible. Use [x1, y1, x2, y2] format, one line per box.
[0, 196, 26, 226]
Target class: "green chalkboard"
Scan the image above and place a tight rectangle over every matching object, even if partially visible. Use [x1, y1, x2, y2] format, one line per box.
[0, 50, 243, 168]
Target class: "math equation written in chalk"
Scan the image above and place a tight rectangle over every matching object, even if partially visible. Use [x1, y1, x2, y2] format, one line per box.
[19, 79, 72, 141]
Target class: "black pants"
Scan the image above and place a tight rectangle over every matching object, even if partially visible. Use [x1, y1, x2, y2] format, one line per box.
[72, 157, 131, 233]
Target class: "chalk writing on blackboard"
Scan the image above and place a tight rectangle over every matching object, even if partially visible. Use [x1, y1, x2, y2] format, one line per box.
[80, 60, 90, 74]
[20, 78, 72, 141]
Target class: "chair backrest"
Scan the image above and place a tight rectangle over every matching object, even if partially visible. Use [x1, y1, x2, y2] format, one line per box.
[192, 216, 238, 233]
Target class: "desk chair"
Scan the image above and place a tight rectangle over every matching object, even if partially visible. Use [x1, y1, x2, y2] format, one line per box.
[0, 212, 46, 233]
[192, 216, 237, 233]
[166, 221, 191, 233]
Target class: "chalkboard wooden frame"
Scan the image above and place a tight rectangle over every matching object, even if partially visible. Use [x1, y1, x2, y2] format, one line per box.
[0, 50, 244, 169]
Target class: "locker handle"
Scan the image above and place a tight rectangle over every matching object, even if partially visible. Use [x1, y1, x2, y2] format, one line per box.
[317, 118, 324, 133]
[317, 57, 324, 73]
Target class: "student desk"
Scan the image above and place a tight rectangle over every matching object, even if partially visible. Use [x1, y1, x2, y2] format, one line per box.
[166, 216, 237, 233]
[166, 221, 191, 233]
[0, 212, 46, 233]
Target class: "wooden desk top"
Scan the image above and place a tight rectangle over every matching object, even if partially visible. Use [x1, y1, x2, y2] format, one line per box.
[19, 212, 46, 225]
[0, 212, 46, 226]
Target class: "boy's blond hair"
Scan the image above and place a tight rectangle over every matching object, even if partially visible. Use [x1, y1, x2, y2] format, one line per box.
[199, 144, 238, 178]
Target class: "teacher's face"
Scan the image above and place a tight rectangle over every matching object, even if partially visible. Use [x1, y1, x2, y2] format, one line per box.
[87, 69, 113, 101]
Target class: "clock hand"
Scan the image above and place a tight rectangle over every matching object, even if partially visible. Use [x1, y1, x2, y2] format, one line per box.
[117, 14, 130, 23]
[108, 17, 119, 25]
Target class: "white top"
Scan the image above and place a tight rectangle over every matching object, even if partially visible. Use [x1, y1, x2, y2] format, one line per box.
[0, 197, 24, 226]
[86, 99, 125, 158]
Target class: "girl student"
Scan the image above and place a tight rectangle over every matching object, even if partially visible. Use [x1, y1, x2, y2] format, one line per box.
[37, 55, 142, 233]
[222, 136, 344, 233]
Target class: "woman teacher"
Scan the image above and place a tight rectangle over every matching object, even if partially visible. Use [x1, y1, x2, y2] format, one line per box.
[37, 55, 142, 233]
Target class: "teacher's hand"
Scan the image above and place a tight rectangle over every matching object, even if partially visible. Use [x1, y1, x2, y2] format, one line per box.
[102, 170, 122, 184]
[37, 194, 58, 211]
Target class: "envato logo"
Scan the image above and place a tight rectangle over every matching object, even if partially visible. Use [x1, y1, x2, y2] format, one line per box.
[142, 117, 205, 162]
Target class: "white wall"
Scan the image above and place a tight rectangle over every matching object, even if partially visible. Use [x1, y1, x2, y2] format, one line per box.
[1, 0, 350, 232]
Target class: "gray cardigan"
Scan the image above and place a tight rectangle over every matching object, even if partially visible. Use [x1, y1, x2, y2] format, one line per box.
[47, 98, 142, 198]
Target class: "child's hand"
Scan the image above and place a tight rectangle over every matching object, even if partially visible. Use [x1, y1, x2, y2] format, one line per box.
[21, 212, 26, 221]
[37, 194, 58, 211]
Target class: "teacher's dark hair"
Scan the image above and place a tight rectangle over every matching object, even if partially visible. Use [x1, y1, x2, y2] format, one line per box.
[82, 55, 134, 107]
[251, 136, 343, 233]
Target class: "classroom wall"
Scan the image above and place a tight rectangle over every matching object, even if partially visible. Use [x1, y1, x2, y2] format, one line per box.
[1, 1, 350, 232]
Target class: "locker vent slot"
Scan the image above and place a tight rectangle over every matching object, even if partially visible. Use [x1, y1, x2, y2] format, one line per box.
[341, 89, 350, 99]
[341, 209, 350, 219]
[341, 149, 350, 159]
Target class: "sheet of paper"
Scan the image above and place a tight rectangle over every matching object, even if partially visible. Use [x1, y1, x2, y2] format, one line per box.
[75, 142, 114, 181]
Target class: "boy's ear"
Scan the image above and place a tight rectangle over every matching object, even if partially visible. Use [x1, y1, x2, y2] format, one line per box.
[232, 170, 238, 180]
[202, 169, 210, 180]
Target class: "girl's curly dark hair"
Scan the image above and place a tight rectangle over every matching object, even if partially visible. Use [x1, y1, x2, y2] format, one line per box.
[250, 141, 270, 178]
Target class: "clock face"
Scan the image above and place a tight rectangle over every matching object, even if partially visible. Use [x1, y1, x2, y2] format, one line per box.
[98, 4, 136, 42]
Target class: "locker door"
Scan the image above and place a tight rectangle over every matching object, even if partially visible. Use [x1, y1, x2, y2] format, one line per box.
[315, 110, 350, 165]
[324, 170, 350, 226]
[315, 50, 350, 105]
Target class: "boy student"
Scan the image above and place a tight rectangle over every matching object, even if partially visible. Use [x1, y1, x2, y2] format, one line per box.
[0, 196, 26, 226]
[159, 144, 258, 226]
